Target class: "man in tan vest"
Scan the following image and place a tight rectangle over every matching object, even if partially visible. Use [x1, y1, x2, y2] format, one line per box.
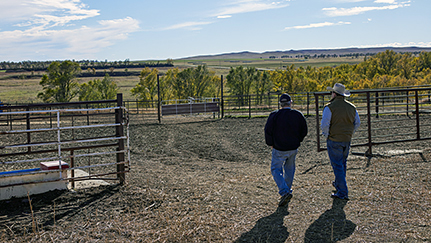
[321, 83, 360, 200]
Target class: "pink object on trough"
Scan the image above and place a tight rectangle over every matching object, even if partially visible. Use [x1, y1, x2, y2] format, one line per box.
[40, 160, 69, 170]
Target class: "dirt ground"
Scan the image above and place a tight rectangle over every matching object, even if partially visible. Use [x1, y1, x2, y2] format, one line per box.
[0, 115, 430, 242]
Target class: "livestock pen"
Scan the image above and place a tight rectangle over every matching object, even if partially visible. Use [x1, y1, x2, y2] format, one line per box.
[0, 94, 129, 200]
[314, 87, 431, 160]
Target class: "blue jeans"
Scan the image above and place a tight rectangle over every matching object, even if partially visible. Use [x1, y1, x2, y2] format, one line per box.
[271, 148, 297, 196]
[327, 139, 351, 198]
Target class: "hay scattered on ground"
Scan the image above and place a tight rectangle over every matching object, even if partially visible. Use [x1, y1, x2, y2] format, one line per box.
[0, 116, 430, 242]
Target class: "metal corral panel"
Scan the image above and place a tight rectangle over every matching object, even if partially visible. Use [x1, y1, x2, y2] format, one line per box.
[162, 102, 219, 116]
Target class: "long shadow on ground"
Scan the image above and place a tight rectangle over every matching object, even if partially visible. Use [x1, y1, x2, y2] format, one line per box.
[304, 198, 356, 243]
[0, 184, 123, 236]
[234, 204, 290, 243]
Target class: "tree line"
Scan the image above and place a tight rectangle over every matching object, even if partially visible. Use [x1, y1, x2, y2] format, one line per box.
[132, 50, 431, 103]
[0, 59, 173, 72]
[37, 61, 220, 103]
[37, 61, 119, 103]
[227, 50, 431, 97]
[36, 50, 431, 103]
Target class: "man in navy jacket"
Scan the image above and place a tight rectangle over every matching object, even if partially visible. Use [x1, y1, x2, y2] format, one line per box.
[265, 93, 308, 207]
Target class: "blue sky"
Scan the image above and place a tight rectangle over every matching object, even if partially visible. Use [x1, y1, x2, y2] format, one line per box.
[0, 0, 429, 62]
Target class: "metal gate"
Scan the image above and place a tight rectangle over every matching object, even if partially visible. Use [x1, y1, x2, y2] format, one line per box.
[0, 95, 129, 192]
[161, 97, 220, 116]
[314, 87, 431, 155]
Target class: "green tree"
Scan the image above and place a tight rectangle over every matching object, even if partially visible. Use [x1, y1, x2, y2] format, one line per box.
[38, 60, 81, 103]
[396, 53, 413, 79]
[254, 70, 272, 104]
[79, 74, 118, 101]
[171, 65, 218, 99]
[375, 50, 400, 76]
[159, 68, 178, 101]
[269, 65, 295, 93]
[413, 51, 431, 73]
[226, 66, 256, 105]
[131, 67, 159, 102]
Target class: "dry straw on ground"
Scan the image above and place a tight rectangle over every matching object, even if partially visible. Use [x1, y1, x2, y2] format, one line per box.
[0, 116, 430, 242]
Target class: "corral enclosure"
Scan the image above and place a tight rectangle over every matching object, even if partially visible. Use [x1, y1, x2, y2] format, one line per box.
[0, 95, 129, 200]
[0, 89, 430, 242]
[315, 87, 431, 155]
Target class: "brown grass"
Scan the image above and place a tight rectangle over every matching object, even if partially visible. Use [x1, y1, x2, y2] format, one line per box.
[0, 67, 181, 103]
[0, 116, 430, 242]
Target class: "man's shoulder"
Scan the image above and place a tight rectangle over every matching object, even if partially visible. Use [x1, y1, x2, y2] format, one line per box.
[266, 109, 279, 121]
[328, 98, 356, 109]
[269, 108, 304, 117]
[291, 108, 304, 114]
[268, 109, 279, 117]
[344, 100, 356, 108]
[289, 109, 305, 118]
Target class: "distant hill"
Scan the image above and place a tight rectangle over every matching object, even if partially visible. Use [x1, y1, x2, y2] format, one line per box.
[181, 46, 431, 60]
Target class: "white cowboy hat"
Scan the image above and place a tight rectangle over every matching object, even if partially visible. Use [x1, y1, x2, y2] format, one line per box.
[327, 83, 351, 97]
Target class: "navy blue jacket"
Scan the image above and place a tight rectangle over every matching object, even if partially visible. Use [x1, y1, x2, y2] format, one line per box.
[264, 108, 308, 151]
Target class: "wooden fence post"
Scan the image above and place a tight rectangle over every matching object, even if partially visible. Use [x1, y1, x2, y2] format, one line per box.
[26, 107, 31, 153]
[116, 93, 125, 184]
[366, 92, 372, 155]
[415, 90, 420, 140]
[314, 93, 321, 152]
[248, 95, 251, 119]
[375, 91, 379, 118]
[221, 75, 224, 118]
[157, 75, 161, 123]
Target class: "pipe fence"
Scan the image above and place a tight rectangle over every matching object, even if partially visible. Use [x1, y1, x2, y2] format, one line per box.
[314, 87, 431, 156]
[0, 94, 129, 189]
[122, 86, 431, 157]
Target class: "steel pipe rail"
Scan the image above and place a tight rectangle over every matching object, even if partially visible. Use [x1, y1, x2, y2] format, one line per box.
[1, 136, 126, 150]
[314, 87, 431, 155]
[0, 142, 119, 158]
[0, 95, 130, 190]
[0, 122, 125, 135]
[0, 106, 121, 116]
[0, 148, 128, 167]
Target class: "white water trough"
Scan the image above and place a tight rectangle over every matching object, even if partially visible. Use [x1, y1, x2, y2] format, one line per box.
[0, 161, 69, 201]
[0, 160, 110, 201]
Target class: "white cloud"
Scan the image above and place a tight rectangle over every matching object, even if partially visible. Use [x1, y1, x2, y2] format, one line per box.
[1, 0, 99, 27]
[214, 0, 290, 18]
[331, 0, 366, 2]
[374, 0, 397, 3]
[160, 1, 289, 31]
[323, 2, 410, 16]
[0, 0, 140, 60]
[0, 17, 139, 54]
[284, 21, 351, 30]
[163, 21, 213, 31]
[66, 17, 139, 52]
[352, 42, 431, 48]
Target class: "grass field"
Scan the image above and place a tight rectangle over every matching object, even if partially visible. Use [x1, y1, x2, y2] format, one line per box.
[174, 56, 362, 70]
[0, 69, 143, 104]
